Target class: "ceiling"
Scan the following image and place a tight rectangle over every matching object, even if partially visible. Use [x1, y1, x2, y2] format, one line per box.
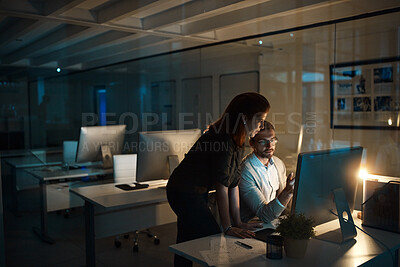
[0, 0, 399, 81]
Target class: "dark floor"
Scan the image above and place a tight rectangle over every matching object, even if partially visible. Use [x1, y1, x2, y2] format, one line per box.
[3, 188, 199, 267]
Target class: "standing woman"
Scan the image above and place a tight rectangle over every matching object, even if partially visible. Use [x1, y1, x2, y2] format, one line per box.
[167, 92, 270, 267]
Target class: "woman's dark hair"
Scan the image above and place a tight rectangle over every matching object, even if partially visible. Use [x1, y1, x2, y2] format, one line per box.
[208, 92, 270, 146]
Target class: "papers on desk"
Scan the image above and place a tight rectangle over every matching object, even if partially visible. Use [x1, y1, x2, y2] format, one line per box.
[200, 236, 265, 266]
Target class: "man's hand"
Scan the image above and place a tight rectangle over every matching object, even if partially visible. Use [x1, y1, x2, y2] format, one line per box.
[277, 172, 295, 206]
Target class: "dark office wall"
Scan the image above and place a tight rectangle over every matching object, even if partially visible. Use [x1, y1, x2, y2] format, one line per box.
[29, 77, 82, 148]
[0, 44, 261, 152]
[0, 81, 29, 150]
[0, 161, 5, 266]
[181, 76, 213, 131]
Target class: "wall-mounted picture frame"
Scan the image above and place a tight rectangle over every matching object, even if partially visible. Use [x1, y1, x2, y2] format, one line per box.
[330, 57, 400, 130]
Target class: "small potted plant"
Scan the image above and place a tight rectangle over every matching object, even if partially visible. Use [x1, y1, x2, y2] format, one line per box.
[275, 213, 315, 259]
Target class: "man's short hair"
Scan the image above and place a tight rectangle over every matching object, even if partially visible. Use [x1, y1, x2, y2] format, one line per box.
[249, 121, 275, 143]
[263, 121, 275, 131]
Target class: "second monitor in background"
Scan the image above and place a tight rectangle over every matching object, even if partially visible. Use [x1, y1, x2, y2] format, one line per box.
[136, 129, 201, 182]
[63, 141, 78, 165]
[75, 125, 126, 168]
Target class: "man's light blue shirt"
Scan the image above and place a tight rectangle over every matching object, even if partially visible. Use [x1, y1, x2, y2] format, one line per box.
[239, 152, 287, 223]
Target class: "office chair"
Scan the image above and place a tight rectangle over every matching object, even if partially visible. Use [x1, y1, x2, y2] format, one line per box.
[113, 154, 160, 252]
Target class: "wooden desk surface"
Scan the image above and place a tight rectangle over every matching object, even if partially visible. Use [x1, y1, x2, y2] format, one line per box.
[170, 211, 400, 267]
[70, 180, 168, 209]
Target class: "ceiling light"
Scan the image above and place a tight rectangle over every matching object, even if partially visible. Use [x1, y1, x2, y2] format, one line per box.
[56, 67, 61, 73]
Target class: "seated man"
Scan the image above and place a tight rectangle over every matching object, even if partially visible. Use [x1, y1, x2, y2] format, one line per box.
[239, 121, 295, 223]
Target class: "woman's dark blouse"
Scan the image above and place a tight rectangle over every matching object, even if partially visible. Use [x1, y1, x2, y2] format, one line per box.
[167, 130, 244, 194]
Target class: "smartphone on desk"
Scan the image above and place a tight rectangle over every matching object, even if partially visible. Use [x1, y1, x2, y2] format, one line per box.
[115, 183, 149, 191]
[254, 228, 276, 242]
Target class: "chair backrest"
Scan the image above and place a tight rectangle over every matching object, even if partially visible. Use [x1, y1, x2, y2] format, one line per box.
[113, 154, 137, 184]
[63, 141, 78, 164]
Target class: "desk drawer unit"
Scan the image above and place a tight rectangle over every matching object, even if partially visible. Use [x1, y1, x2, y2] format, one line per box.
[46, 183, 84, 212]
[94, 202, 176, 238]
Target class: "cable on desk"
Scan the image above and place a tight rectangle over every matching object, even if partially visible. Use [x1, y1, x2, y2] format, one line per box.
[329, 209, 395, 267]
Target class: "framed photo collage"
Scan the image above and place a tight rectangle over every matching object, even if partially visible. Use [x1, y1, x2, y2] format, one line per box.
[330, 57, 400, 129]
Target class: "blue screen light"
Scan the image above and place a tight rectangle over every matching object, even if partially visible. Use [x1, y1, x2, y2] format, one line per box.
[302, 72, 325, 82]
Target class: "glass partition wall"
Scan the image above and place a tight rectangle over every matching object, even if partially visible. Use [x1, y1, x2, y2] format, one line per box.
[2, 11, 399, 205]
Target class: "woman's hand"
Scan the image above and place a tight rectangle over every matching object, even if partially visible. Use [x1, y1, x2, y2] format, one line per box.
[225, 226, 256, 238]
[237, 222, 263, 231]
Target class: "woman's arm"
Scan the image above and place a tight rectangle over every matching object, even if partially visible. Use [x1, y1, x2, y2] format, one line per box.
[215, 182, 231, 231]
[228, 186, 243, 226]
[229, 186, 263, 230]
[216, 182, 260, 238]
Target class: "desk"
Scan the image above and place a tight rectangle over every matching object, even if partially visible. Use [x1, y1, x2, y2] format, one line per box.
[70, 180, 176, 267]
[169, 212, 400, 266]
[3, 153, 63, 214]
[26, 166, 113, 244]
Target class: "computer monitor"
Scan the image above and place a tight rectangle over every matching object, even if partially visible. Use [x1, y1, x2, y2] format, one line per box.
[136, 129, 201, 182]
[75, 125, 126, 168]
[291, 146, 363, 243]
[63, 141, 78, 165]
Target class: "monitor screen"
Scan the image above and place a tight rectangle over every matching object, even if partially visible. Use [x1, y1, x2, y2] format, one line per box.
[75, 125, 126, 164]
[63, 141, 78, 164]
[291, 146, 363, 226]
[136, 129, 201, 182]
